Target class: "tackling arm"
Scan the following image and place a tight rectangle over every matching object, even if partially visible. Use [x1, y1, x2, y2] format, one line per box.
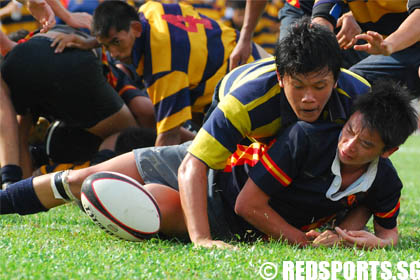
[235, 177, 309, 246]
[229, 0, 267, 70]
[178, 153, 234, 249]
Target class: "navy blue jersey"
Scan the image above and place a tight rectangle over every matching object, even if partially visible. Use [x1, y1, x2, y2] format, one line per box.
[216, 121, 402, 232]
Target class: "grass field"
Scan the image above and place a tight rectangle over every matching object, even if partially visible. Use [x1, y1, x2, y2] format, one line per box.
[1, 135, 419, 280]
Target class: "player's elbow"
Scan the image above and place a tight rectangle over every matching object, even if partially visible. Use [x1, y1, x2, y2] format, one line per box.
[234, 194, 256, 219]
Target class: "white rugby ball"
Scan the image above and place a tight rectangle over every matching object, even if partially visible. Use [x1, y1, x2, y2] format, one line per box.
[81, 171, 161, 241]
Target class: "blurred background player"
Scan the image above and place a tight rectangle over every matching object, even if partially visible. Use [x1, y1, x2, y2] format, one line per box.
[222, 0, 281, 55]
[312, 0, 420, 98]
[0, 0, 39, 34]
[91, 0, 270, 146]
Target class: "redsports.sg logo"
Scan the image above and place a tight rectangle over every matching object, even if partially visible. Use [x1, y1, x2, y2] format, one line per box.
[259, 261, 420, 280]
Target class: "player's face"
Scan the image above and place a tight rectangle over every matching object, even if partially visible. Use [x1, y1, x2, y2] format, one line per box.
[98, 27, 138, 64]
[338, 111, 385, 169]
[279, 69, 336, 123]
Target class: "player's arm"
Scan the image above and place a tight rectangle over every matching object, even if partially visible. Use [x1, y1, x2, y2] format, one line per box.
[235, 177, 309, 246]
[25, 0, 55, 32]
[50, 33, 100, 53]
[155, 125, 194, 146]
[353, 8, 420, 55]
[178, 153, 234, 249]
[0, 1, 17, 17]
[45, 0, 92, 30]
[229, 0, 267, 70]
[311, 0, 343, 32]
[335, 11, 361, 49]
[0, 29, 17, 56]
[149, 71, 193, 146]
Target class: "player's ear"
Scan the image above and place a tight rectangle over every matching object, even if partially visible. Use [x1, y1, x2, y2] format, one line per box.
[380, 147, 398, 158]
[276, 71, 284, 87]
[131, 21, 143, 37]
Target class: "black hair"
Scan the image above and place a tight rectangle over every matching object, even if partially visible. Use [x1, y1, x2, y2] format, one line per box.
[8, 29, 30, 42]
[92, 0, 139, 38]
[275, 17, 342, 81]
[353, 79, 418, 151]
[114, 127, 156, 155]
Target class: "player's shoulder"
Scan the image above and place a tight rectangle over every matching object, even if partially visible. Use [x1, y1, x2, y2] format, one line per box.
[278, 122, 341, 150]
[336, 68, 371, 98]
[220, 57, 278, 102]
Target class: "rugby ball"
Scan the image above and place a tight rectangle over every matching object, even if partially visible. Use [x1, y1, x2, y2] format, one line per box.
[81, 171, 161, 241]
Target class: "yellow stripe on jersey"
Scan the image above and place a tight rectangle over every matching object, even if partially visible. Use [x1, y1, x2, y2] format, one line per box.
[248, 117, 282, 141]
[182, 5, 208, 86]
[189, 129, 232, 169]
[336, 88, 350, 98]
[147, 70, 189, 104]
[341, 68, 370, 86]
[157, 106, 192, 133]
[230, 64, 276, 93]
[218, 95, 251, 137]
[140, 2, 172, 74]
[245, 83, 279, 112]
[218, 57, 276, 101]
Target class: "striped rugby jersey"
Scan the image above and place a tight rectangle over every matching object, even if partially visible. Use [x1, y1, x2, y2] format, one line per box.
[188, 56, 370, 170]
[132, 1, 262, 134]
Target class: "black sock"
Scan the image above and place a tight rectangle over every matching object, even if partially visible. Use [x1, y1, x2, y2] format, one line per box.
[0, 177, 48, 215]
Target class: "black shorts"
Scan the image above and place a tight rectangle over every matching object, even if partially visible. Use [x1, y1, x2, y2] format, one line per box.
[1, 36, 124, 128]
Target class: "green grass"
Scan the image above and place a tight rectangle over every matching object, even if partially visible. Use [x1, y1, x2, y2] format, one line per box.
[1, 135, 419, 279]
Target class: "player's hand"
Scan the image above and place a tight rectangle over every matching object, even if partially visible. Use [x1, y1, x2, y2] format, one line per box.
[353, 31, 393, 55]
[65, 12, 92, 30]
[335, 227, 384, 249]
[27, 0, 56, 33]
[229, 38, 252, 71]
[305, 229, 321, 240]
[336, 12, 361, 50]
[50, 33, 88, 53]
[193, 238, 237, 250]
[311, 229, 342, 247]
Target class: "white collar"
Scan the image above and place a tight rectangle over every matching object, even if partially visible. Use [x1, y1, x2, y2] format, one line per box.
[326, 150, 379, 201]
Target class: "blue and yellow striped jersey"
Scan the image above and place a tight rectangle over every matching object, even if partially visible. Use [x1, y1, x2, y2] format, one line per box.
[132, 1, 262, 134]
[313, 0, 420, 36]
[180, 0, 225, 21]
[188, 56, 371, 170]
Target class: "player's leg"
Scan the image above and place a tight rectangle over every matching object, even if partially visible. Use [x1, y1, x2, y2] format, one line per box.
[86, 104, 138, 141]
[0, 76, 22, 188]
[0, 151, 141, 214]
[142, 183, 187, 237]
[17, 113, 34, 178]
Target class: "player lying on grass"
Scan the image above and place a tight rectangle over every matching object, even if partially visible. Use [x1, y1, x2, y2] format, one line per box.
[1, 79, 417, 249]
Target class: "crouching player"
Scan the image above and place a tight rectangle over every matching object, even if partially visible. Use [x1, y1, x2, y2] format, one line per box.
[1, 80, 417, 249]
